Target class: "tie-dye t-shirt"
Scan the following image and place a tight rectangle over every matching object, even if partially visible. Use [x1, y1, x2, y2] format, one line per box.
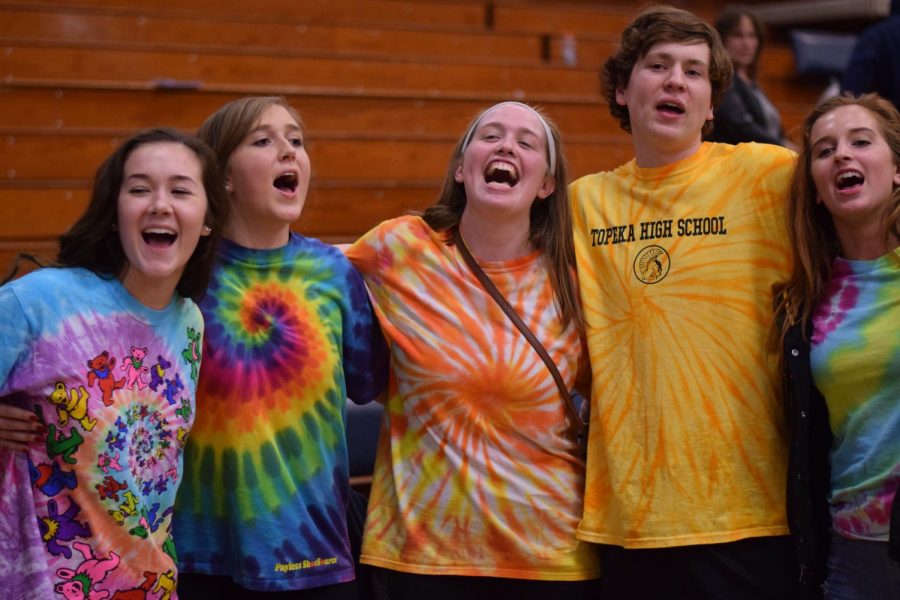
[343, 216, 600, 581]
[0, 267, 201, 600]
[810, 250, 900, 541]
[570, 142, 795, 548]
[173, 233, 387, 591]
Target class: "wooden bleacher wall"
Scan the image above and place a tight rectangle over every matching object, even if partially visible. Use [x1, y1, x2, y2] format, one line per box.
[0, 0, 823, 275]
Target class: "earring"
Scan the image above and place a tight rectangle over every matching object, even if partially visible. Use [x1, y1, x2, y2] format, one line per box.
[225, 183, 232, 193]
[201, 225, 212, 235]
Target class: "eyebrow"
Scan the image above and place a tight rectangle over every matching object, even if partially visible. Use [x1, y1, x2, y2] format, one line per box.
[478, 121, 542, 139]
[812, 126, 877, 146]
[644, 51, 709, 68]
[125, 173, 198, 184]
[250, 123, 303, 134]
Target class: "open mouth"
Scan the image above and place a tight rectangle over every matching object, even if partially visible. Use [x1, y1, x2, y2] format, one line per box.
[657, 102, 685, 116]
[484, 161, 519, 187]
[274, 172, 299, 193]
[142, 228, 177, 248]
[836, 171, 864, 190]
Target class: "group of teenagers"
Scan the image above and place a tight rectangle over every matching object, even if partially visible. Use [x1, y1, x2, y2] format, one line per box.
[0, 5, 897, 600]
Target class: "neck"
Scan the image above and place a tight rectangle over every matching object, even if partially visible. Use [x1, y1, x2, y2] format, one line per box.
[119, 269, 177, 311]
[836, 221, 894, 260]
[226, 218, 291, 250]
[736, 67, 752, 83]
[458, 208, 533, 261]
[632, 136, 703, 169]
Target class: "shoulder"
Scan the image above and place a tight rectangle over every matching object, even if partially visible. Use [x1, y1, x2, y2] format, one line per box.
[712, 141, 795, 170]
[3, 267, 96, 298]
[570, 164, 631, 190]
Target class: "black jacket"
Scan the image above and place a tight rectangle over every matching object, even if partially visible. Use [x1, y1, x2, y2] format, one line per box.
[783, 322, 900, 599]
[709, 75, 784, 146]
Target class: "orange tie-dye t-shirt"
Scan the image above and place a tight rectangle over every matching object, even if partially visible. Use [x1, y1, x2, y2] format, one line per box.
[569, 142, 795, 548]
[344, 216, 600, 580]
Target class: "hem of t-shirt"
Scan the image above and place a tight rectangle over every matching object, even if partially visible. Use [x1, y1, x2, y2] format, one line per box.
[359, 554, 601, 581]
[178, 562, 355, 591]
[574, 524, 790, 549]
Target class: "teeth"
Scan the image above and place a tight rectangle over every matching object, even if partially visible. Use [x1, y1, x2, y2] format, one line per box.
[837, 171, 861, 182]
[487, 162, 517, 179]
[143, 228, 175, 235]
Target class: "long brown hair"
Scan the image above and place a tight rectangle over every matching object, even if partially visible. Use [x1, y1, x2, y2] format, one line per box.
[602, 4, 733, 138]
[422, 102, 583, 329]
[772, 93, 900, 345]
[715, 7, 765, 81]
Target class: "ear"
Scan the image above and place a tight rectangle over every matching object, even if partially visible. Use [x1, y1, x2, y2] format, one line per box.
[201, 225, 212, 237]
[454, 163, 465, 184]
[893, 163, 900, 187]
[536, 174, 556, 200]
[615, 85, 628, 107]
[706, 103, 714, 122]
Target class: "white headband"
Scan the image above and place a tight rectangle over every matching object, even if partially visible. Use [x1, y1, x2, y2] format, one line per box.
[460, 101, 557, 175]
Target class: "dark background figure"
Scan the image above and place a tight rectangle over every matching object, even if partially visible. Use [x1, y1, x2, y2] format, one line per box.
[841, 2, 900, 109]
[709, 7, 797, 149]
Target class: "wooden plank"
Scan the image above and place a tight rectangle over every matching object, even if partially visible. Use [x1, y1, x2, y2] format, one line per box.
[0, 132, 631, 184]
[0, 8, 541, 65]
[0, 0, 488, 30]
[0, 86, 621, 140]
[0, 44, 600, 101]
[0, 185, 437, 240]
[491, 4, 635, 35]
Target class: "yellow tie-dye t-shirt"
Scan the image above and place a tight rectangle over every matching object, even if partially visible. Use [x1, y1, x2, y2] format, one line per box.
[569, 142, 795, 548]
[344, 215, 600, 580]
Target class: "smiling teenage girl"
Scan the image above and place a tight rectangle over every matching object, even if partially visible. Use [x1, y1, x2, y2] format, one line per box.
[173, 97, 387, 599]
[776, 93, 900, 600]
[343, 101, 599, 600]
[0, 128, 227, 598]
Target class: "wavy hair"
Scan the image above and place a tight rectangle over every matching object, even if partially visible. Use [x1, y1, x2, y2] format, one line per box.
[422, 101, 582, 329]
[773, 93, 900, 346]
[602, 4, 733, 137]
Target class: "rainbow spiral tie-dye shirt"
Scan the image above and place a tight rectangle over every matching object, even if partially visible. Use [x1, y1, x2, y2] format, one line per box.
[0, 267, 201, 599]
[173, 233, 387, 591]
[344, 216, 600, 581]
[810, 250, 900, 541]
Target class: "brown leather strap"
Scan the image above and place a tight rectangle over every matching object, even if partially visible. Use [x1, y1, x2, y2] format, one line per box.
[452, 227, 585, 436]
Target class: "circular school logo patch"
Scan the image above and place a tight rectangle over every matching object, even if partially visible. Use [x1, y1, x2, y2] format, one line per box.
[633, 245, 670, 284]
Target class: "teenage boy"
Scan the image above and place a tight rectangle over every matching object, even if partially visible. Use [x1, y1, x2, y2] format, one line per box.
[569, 6, 798, 599]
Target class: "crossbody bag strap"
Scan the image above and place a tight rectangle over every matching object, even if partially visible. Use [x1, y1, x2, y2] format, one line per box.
[452, 227, 585, 436]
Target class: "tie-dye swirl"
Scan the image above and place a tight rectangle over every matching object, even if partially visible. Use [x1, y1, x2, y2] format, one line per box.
[173, 234, 386, 591]
[344, 216, 600, 581]
[570, 142, 795, 547]
[0, 267, 199, 599]
[810, 251, 900, 540]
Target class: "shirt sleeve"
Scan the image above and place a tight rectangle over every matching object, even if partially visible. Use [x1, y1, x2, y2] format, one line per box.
[0, 284, 33, 393]
[338, 252, 389, 405]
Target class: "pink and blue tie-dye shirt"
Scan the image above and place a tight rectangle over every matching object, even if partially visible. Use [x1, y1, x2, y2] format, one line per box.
[0, 267, 201, 600]
[811, 249, 900, 541]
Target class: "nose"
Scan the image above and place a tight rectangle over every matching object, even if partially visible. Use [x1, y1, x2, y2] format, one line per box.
[834, 140, 852, 161]
[149, 190, 173, 215]
[664, 66, 686, 90]
[496, 133, 516, 154]
[278, 137, 296, 160]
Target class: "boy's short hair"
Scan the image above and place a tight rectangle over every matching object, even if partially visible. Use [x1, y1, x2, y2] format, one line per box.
[602, 5, 733, 136]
